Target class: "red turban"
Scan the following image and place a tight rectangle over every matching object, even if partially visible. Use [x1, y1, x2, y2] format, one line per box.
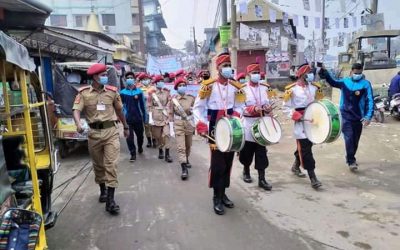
[87, 63, 107, 76]
[216, 53, 231, 68]
[152, 75, 163, 83]
[260, 72, 266, 79]
[236, 72, 246, 80]
[246, 63, 260, 74]
[296, 64, 311, 78]
[174, 77, 187, 90]
[175, 69, 186, 77]
[137, 72, 148, 80]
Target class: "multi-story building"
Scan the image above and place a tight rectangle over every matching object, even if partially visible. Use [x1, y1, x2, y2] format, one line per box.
[142, 0, 167, 56]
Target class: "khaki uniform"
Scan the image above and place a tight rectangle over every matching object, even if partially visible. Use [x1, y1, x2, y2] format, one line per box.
[141, 85, 154, 138]
[170, 94, 195, 164]
[148, 88, 171, 148]
[73, 85, 122, 188]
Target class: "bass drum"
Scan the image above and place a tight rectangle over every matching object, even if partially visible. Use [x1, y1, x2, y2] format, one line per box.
[303, 99, 341, 144]
[215, 117, 245, 152]
[251, 116, 282, 146]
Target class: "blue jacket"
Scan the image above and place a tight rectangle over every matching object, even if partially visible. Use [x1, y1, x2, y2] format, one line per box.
[120, 87, 146, 124]
[324, 73, 374, 121]
[389, 73, 400, 98]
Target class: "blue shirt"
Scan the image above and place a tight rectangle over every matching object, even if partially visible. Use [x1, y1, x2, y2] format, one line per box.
[389, 73, 400, 98]
[120, 87, 146, 124]
[324, 73, 374, 121]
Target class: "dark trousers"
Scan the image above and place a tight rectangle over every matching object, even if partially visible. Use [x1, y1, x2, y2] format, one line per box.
[294, 139, 315, 171]
[239, 141, 269, 171]
[342, 119, 363, 165]
[209, 150, 235, 190]
[126, 122, 144, 155]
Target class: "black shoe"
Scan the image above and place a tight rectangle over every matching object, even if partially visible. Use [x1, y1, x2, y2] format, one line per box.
[105, 187, 120, 215]
[165, 149, 173, 163]
[138, 147, 143, 154]
[222, 194, 234, 208]
[99, 183, 107, 203]
[186, 160, 192, 168]
[348, 162, 358, 172]
[130, 154, 136, 162]
[242, 172, 252, 183]
[146, 137, 152, 148]
[213, 196, 225, 215]
[258, 179, 272, 191]
[158, 148, 164, 159]
[310, 177, 322, 189]
[181, 163, 188, 180]
[291, 166, 306, 178]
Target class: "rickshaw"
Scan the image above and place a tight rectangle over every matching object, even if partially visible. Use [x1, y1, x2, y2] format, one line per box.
[0, 31, 58, 249]
[51, 62, 119, 158]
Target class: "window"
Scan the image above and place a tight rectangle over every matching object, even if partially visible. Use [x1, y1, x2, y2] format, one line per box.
[74, 15, 89, 28]
[102, 14, 116, 26]
[132, 14, 140, 26]
[50, 15, 67, 27]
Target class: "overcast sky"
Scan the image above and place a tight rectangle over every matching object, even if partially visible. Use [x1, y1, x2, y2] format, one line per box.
[160, 0, 400, 54]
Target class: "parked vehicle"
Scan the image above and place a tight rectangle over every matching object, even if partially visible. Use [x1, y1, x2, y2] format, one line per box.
[389, 93, 400, 119]
[373, 95, 385, 123]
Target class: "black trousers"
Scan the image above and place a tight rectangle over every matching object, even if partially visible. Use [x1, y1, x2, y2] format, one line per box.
[126, 122, 144, 155]
[209, 150, 235, 190]
[239, 141, 269, 170]
[342, 119, 363, 165]
[294, 139, 315, 171]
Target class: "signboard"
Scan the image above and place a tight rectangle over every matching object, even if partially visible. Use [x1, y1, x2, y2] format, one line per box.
[146, 54, 182, 75]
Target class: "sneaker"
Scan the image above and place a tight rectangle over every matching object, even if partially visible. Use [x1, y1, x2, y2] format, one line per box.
[348, 162, 358, 172]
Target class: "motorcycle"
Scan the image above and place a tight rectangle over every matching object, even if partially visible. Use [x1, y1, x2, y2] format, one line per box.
[373, 95, 385, 123]
[389, 93, 400, 119]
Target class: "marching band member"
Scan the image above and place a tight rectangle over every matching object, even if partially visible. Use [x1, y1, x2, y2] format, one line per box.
[236, 72, 246, 84]
[148, 75, 173, 163]
[193, 52, 245, 215]
[239, 63, 273, 191]
[283, 63, 324, 189]
[169, 77, 196, 180]
[138, 73, 156, 148]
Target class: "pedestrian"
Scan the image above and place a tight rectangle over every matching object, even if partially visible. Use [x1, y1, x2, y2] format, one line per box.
[137, 72, 155, 148]
[239, 63, 273, 191]
[283, 63, 324, 189]
[319, 63, 374, 171]
[73, 63, 129, 214]
[193, 52, 245, 215]
[120, 72, 146, 162]
[148, 75, 173, 163]
[388, 71, 400, 101]
[169, 77, 195, 180]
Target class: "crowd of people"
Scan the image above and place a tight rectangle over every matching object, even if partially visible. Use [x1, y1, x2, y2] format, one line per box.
[72, 52, 375, 216]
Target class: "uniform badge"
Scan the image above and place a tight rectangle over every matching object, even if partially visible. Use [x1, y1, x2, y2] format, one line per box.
[355, 91, 360, 96]
[134, 95, 138, 99]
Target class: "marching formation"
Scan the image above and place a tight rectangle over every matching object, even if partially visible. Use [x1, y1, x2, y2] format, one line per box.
[73, 52, 374, 216]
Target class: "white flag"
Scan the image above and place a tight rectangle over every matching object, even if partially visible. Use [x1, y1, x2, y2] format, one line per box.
[315, 17, 321, 29]
[261, 32, 269, 47]
[352, 16, 358, 27]
[297, 39, 305, 53]
[237, 0, 248, 14]
[281, 37, 288, 51]
[315, 0, 322, 12]
[240, 23, 250, 40]
[293, 15, 299, 26]
[335, 18, 340, 29]
[269, 8, 277, 23]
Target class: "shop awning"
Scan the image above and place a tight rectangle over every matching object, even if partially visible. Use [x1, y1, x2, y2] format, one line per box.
[0, 31, 35, 71]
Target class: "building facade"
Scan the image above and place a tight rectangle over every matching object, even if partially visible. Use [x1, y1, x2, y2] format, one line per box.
[142, 0, 167, 56]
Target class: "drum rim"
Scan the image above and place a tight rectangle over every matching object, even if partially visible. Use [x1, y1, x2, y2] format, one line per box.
[234, 116, 245, 151]
[215, 117, 233, 152]
[304, 100, 332, 144]
[321, 99, 342, 142]
[252, 116, 282, 145]
[251, 119, 268, 146]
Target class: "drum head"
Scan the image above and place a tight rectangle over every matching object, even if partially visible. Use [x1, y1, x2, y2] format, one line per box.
[303, 102, 330, 144]
[215, 118, 232, 152]
[259, 117, 282, 144]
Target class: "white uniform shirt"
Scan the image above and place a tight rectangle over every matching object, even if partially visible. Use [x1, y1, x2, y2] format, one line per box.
[283, 83, 318, 139]
[242, 83, 270, 142]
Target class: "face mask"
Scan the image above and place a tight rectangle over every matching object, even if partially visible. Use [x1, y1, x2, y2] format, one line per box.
[352, 73, 363, 81]
[239, 79, 246, 84]
[126, 78, 135, 86]
[99, 76, 108, 85]
[221, 67, 233, 79]
[305, 73, 314, 83]
[250, 73, 261, 83]
[177, 86, 187, 95]
[156, 81, 165, 89]
[142, 79, 150, 86]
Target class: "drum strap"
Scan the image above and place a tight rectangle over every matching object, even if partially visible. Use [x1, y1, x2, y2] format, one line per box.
[152, 92, 168, 116]
[172, 98, 188, 118]
[216, 82, 228, 115]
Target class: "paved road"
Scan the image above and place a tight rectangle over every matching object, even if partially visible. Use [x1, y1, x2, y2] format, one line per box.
[47, 114, 400, 250]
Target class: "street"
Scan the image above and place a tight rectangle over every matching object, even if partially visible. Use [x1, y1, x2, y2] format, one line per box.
[47, 114, 400, 250]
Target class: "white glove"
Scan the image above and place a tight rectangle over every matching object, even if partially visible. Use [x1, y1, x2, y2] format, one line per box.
[149, 112, 154, 125]
[169, 122, 175, 137]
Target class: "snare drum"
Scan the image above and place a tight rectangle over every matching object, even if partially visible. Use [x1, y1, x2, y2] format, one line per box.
[215, 117, 245, 152]
[251, 116, 282, 146]
[303, 99, 341, 144]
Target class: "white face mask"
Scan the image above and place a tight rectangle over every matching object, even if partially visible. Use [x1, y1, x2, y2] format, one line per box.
[305, 73, 314, 83]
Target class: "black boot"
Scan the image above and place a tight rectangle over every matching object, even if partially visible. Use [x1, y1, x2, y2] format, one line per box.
[158, 148, 164, 159]
[221, 188, 234, 208]
[105, 187, 120, 215]
[138, 146, 143, 154]
[146, 137, 152, 148]
[129, 153, 136, 162]
[291, 158, 306, 177]
[165, 149, 173, 163]
[308, 169, 322, 189]
[99, 183, 107, 203]
[152, 139, 157, 148]
[258, 170, 272, 191]
[242, 165, 252, 183]
[181, 163, 188, 180]
[186, 157, 191, 168]
[213, 188, 225, 215]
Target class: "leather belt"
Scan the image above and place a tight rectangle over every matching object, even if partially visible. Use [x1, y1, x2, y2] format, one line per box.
[174, 114, 193, 121]
[89, 121, 116, 129]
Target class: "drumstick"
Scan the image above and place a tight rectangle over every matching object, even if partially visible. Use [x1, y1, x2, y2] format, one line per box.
[204, 134, 216, 142]
[258, 110, 270, 136]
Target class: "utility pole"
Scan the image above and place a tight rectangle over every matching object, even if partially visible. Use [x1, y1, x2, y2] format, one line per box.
[193, 26, 198, 55]
[230, 0, 238, 69]
[371, 0, 378, 14]
[221, 0, 228, 25]
[320, 0, 326, 62]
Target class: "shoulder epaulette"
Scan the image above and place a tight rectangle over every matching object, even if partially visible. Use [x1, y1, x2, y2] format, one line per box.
[285, 83, 296, 90]
[78, 86, 90, 92]
[312, 82, 322, 89]
[229, 80, 245, 90]
[260, 82, 271, 88]
[201, 78, 216, 86]
[105, 85, 118, 92]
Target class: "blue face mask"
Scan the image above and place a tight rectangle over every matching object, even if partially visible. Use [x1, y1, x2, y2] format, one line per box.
[126, 78, 135, 86]
[352, 73, 363, 81]
[177, 86, 187, 95]
[99, 76, 108, 85]
[142, 79, 150, 86]
[239, 79, 246, 84]
[306, 73, 314, 83]
[250, 73, 261, 83]
[221, 67, 233, 79]
[156, 81, 165, 89]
